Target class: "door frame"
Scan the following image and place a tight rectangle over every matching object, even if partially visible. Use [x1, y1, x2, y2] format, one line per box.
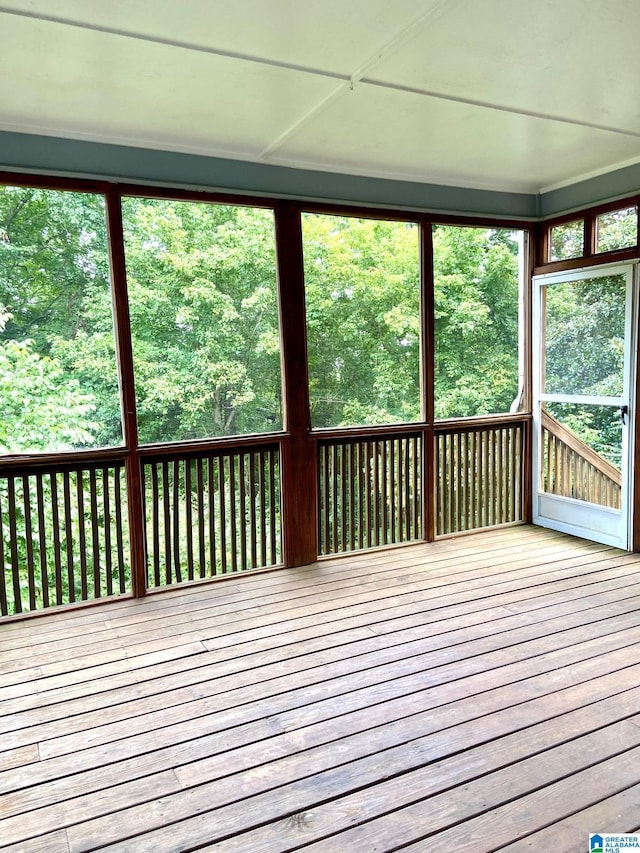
[532, 261, 638, 549]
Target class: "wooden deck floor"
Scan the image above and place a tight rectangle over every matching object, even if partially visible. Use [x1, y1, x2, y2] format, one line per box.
[1, 525, 640, 852]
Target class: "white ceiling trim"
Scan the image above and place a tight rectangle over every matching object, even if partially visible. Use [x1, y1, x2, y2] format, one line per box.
[0, 4, 350, 80]
[361, 77, 640, 140]
[539, 152, 640, 195]
[259, 0, 461, 160]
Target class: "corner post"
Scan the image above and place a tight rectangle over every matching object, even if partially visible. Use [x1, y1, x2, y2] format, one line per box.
[274, 201, 318, 566]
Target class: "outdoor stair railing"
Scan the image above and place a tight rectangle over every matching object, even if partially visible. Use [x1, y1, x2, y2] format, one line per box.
[540, 408, 621, 509]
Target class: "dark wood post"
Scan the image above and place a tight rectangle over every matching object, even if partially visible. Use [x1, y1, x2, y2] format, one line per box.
[521, 228, 536, 524]
[421, 221, 436, 542]
[105, 190, 147, 596]
[274, 201, 318, 566]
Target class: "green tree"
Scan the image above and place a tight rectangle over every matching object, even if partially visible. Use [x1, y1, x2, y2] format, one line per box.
[0, 186, 122, 449]
[0, 306, 99, 452]
[544, 274, 626, 466]
[122, 198, 282, 443]
[434, 225, 521, 418]
[302, 214, 421, 427]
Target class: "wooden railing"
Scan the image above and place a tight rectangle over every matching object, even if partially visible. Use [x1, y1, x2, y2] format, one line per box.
[0, 457, 130, 616]
[142, 441, 282, 587]
[1, 419, 530, 615]
[317, 431, 423, 555]
[436, 419, 526, 535]
[541, 409, 621, 508]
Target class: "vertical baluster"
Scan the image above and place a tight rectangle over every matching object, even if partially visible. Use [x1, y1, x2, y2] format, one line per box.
[357, 441, 365, 550]
[348, 443, 356, 551]
[436, 434, 443, 536]
[330, 445, 338, 554]
[467, 431, 474, 531]
[414, 435, 421, 538]
[52, 475, 63, 603]
[103, 468, 113, 597]
[249, 451, 257, 569]
[20, 476, 36, 610]
[185, 458, 194, 580]
[218, 455, 228, 574]
[319, 444, 327, 555]
[493, 429, 501, 524]
[74, 470, 86, 601]
[517, 426, 523, 519]
[449, 433, 456, 533]
[394, 438, 401, 542]
[442, 434, 450, 533]
[497, 428, 505, 524]
[337, 443, 344, 552]
[451, 433, 458, 532]
[7, 477, 22, 613]
[62, 472, 75, 604]
[0, 485, 7, 616]
[401, 437, 408, 540]
[459, 432, 467, 532]
[229, 454, 238, 572]
[439, 434, 445, 535]
[89, 468, 101, 598]
[172, 460, 182, 584]
[114, 467, 126, 594]
[364, 442, 371, 548]
[340, 443, 347, 553]
[35, 474, 49, 609]
[207, 456, 217, 576]
[238, 453, 247, 571]
[460, 432, 468, 532]
[162, 461, 172, 585]
[150, 464, 160, 587]
[372, 441, 380, 547]
[506, 428, 513, 522]
[197, 458, 206, 578]
[380, 439, 389, 545]
[469, 430, 477, 530]
[487, 429, 497, 526]
[258, 451, 266, 568]
[482, 431, 490, 527]
[347, 442, 352, 551]
[436, 433, 442, 536]
[384, 438, 396, 545]
[269, 449, 277, 564]
[512, 427, 519, 519]
[597, 470, 602, 506]
[462, 431, 468, 531]
[559, 436, 565, 496]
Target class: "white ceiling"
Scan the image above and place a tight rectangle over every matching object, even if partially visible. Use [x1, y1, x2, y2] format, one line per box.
[2, 0, 640, 194]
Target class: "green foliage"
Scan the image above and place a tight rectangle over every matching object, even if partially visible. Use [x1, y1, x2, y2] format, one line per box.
[303, 214, 421, 428]
[596, 206, 637, 253]
[0, 189, 526, 447]
[550, 220, 584, 261]
[544, 274, 627, 467]
[0, 186, 122, 449]
[434, 225, 521, 418]
[0, 307, 98, 452]
[122, 198, 282, 442]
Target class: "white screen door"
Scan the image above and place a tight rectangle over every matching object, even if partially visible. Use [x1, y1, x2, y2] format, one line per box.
[533, 263, 636, 549]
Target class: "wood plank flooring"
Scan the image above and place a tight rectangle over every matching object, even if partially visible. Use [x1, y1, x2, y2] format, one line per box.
[1, 525, 640, 852]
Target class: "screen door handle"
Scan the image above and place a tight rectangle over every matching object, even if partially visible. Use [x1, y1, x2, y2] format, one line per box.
[620, 404, 629, 425]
